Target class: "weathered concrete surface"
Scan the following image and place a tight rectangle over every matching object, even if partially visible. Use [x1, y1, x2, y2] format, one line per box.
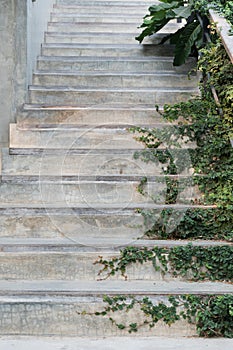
[0, 1, 18, 145]
[0, 337, 233, 350]
[27, 0, 56, 84]
[0, 0, 55, 145]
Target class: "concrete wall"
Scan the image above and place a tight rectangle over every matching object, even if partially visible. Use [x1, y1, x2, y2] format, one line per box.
[0, 0, 55, 146]
[27, 0, 56, 84]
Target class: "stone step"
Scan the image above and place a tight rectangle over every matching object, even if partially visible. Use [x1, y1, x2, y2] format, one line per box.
[47, 22, 143, 33]
[0, 239, 229, 250]
[9, 124, 196, 153]
[47, 22, 178, 34]
[1, 337, 233, 350]
[53, 5, 150, 15]
[45, 32, 174, 45]
[0, 179, 200, 209]
[50, 13, 152, 23]
[0, 206, 214, 242]
[32, 71, 199, 89]
[0, 181, 170, 206]
[57, 0, 157, 3]
[0, 280, 231, 336]
[41, 43, 176, 57]
[1, 148, 172, 180]
[19, 104, 165, 129]
[0, 170, 200, 206]
[55, 1, 155, 8]
[37, 56, 196, 73]
[28, 85, 199, 105]
[0, 241, 230, 281]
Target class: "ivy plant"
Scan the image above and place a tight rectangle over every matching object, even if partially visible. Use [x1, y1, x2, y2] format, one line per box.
[95, 244, 233, 282]
[83, 294, 233, 337]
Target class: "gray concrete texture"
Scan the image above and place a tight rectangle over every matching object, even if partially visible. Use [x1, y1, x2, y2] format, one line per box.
[0, 0, 56, 145]
[1, 337, 233, 350]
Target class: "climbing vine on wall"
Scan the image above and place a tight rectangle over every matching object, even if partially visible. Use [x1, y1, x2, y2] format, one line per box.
[85, 294, 233, 337]
[130, 41, 233, 241]
[95, 244, 233, 282]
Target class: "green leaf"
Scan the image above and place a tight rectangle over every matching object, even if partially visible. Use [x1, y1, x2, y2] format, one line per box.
[173, 22, 202, 66]
[173, 5, 192, 19]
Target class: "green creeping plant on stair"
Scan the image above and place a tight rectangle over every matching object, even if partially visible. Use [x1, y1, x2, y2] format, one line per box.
[136, 0, 204, 66]
[93, 294, 233, 337]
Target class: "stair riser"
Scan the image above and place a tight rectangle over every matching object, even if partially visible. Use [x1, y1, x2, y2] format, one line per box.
[0, 182, 167, 206]
[57, 0, 156, 3]
[18, 109, 164, 128]
[47, 23, 141, 33]
[10, 124, 196, 151]
[53, 6, 149, 15]
[0, 252, 177, 281]
[1, 150, 167, 178]
[37, 58, 195, 73]
[29, 89, 198, 105]
[0, 213, 144, 241]
[45, 33, 164, 45]
[50, 15, 145, 23]
[41, 45, 174, 57]
[0, 298, 195, 337]
[33, 74, 198, 89]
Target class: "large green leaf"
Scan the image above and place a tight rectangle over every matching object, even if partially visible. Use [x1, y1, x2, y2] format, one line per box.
[136, 1, 181, 43]
[173, 21, 202, 66]
[158, 26, 186, 45]
[173, 5, 192, 19]
[149, 2, 180, 14]
[136, 18, 170, 43]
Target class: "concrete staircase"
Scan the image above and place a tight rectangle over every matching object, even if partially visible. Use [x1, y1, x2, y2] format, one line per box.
[0, 0, 232, 342]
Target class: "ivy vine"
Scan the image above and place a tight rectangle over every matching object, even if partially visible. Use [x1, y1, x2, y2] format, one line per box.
[88, 294, 233, 337]
[129, 41, 233, 241]
[95, 244, 233, 282]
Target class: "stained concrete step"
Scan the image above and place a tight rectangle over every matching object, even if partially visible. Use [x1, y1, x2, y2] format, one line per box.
[41, 43, 176, 57]
[47, 22, 143, 33]
[53, 5, 150, 15]
[50, 13, 152, 23]
[19, 104, 165, 129]
[55, 1, 156, 7]
[0, 179, 200, 208]
[46, 22, 181, 35]
[28, 86, 199, 105]
[1, 148, 174, 180]
[57, 0, 157, 3]
[9, 124, 196, 153]
[0, 280, 231, 336]
[37, 56, 196, 73]
[45, 32, 174, 45]
[0, 206, 214, 242]
[0, 239, 229, 250]
[1, 337, 233, 350]
[1, 280, 231, 296]
[0, 209, 145, 241]
[0, 180, 170, 206]
[32, 72, 199, 89]
[0, 240, 230, 281]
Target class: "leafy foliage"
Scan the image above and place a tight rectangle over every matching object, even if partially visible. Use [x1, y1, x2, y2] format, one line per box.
[95, 244, 233, 282]
[136, 0, 204, 66]
[136, 0, 233, 65]
[141, 208, 233, 241]
[130, 41, 233, 240]
[92, 294, 233, 337]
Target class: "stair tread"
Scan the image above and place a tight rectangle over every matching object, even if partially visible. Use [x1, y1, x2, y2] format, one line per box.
[0, 280, 232, 295]
[0, 337, 232, 350]
[23, 103, 162, 110]
[33, 71, 191, 77]
[0, 238, 230, 249]
[29, 86, 199, 92]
